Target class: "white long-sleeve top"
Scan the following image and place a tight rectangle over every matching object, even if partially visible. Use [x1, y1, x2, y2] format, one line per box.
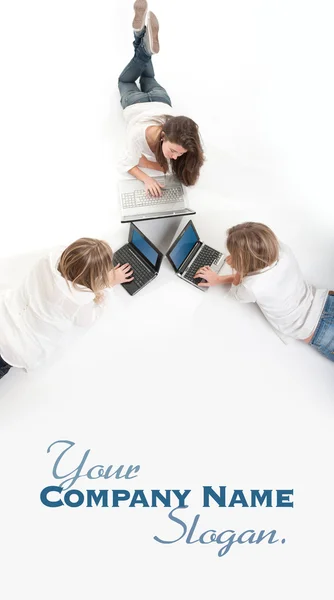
[229, 243, 328, 341]
[118, 102, 177, 172]
[0, 248, 105, 370]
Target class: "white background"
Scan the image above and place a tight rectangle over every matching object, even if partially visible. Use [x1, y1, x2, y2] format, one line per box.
[0, 0, 334, 597]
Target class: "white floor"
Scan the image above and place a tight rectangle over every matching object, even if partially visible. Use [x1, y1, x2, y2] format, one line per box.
[0, 1, 334, 598]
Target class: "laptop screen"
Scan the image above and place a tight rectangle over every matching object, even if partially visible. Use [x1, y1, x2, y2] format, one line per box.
[130, 226, 160, 269]
[168, 221, 199, 270]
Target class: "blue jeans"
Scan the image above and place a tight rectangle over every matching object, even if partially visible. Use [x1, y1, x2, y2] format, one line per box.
[310, 292, 334, 362]
[0, 355, 12, 379]
[118, 28, 172, 109]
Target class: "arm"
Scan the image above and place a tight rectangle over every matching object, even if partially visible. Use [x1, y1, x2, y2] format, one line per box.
[219, 274, 239, 285]
[194, 267, 255, 302]
[138, 155, 164, 172]
[128, 165, 165, 198]
[193, 267, 240, 287]
[128, 165, 152, 183]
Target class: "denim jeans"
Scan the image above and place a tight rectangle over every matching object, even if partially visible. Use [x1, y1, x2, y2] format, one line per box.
[0, 355, 12, 379]
[118, 28, 172, 109]
[310, 292, 334, 362]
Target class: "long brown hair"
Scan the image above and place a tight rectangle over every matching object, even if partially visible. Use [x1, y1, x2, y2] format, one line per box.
[151, 115, 204, 186]
[226, 223, 279, 281]
[58, 237, 114, 297]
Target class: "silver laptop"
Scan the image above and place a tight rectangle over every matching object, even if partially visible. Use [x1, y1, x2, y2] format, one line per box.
[166, 220, 226, 292]
[119, 174, 196, 223]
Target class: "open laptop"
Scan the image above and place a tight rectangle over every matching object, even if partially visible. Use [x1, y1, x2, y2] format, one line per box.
[166, 220, 226, 291]
[119, 174, 196, 223]
[113, 222, 163, 296]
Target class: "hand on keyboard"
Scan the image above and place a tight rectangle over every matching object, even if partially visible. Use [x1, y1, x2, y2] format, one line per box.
[144, 176, 165, 197]
[111, 263, 134, 286]
[193, 266, 221, 287]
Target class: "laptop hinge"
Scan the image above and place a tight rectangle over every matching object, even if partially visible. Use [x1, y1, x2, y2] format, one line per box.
[178, 241, 203, 274]
[128, 243, 156, 273]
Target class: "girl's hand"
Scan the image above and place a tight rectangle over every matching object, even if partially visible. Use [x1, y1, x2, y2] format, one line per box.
[194, 266, 237, 287]
[144, 176, 164, 197]
[194, 266, 221, 287]
[111, 263, 134, 286]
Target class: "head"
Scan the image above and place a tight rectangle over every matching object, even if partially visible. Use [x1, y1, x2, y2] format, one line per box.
[226, 222, 279, 281]
[58, 237, 114, 298]
[153, 115, 204, 186]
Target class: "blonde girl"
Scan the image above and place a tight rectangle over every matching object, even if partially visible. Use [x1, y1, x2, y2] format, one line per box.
[195, 223, 333, 361]
[0, 238, 133, 378]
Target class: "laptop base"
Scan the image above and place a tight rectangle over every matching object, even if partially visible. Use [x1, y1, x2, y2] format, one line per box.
[121, 209, 196, 223]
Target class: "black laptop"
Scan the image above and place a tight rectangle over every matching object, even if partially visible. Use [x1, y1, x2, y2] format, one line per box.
[165, 220, 225, 291]
[113, 223, 163, 295]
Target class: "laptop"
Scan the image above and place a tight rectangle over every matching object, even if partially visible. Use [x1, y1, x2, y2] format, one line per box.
[113, 222, 163, 295]
[119, 174, 196, 223]
[166, 220, 226, 291]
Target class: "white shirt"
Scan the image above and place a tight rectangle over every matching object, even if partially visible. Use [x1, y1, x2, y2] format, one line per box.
[119, 102, 177, 172]
[229, 243, 328, 341]
[0, 248, 106, 370]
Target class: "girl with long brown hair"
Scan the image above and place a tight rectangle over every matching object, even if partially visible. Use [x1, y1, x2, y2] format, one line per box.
[118, 1, 204, 197]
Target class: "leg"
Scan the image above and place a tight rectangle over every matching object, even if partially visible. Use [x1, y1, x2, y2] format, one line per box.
[118, 29, 152, 85]
[0, 355, 12, 379]
[140, 72, 172, 106]
[118, 30, 153, 108]
[118, 80, 149, 110]
[118, 8, 162, 108]
[139, 56, 155, 79]
[138, 45, 172, 105]
[310, 294, 334, 362]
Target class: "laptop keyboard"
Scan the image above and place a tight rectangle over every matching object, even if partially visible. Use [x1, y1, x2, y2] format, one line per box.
[183, 245, 222, 285]
[113, 246, 154, 287]
[122, 186, 184, 208]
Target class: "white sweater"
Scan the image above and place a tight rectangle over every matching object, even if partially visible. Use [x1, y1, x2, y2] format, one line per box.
[0, 248, 106, 370]
[230, 243, 327, 340]
[118, 101, 177, 172]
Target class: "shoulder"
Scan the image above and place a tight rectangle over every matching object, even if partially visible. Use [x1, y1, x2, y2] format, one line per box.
[277, 242, 299, 272]
[230, 280, 256, 303]
[278, 241, 295, 261]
